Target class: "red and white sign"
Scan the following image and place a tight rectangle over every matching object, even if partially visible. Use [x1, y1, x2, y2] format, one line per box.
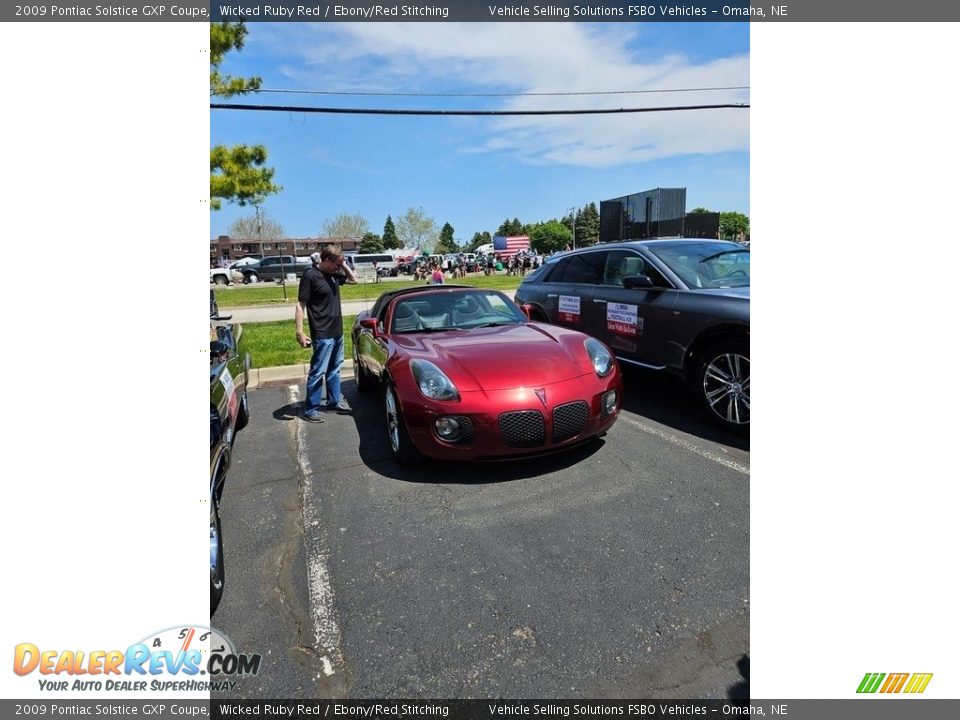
[558, 295, 580, 323]
[607, 302, 641, 336]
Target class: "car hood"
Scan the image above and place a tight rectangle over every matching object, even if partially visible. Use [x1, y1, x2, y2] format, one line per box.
[392, 323, 589, 391]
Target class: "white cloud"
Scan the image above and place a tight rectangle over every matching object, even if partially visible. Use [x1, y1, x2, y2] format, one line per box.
[261, 23, 748, 167]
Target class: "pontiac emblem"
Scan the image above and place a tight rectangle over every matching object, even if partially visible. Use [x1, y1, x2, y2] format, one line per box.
[534, 388, 547, 407]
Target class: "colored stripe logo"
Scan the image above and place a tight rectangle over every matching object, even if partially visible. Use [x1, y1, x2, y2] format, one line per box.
[857, 672, 933, 694]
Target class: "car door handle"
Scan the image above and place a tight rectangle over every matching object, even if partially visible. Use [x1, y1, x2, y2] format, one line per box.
[592, 298, 607, 304]
[547, 293, 557, 298]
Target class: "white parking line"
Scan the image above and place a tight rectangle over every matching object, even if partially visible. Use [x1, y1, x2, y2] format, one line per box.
[618, 414, 750, 476]
[288, 385, 344, 677]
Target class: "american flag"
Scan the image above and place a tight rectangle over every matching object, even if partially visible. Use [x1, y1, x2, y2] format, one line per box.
[492, 235, 531, 253]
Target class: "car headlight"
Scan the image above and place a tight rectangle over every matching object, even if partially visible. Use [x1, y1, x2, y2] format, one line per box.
[584, 338, 614, 377]
[410, 359, 460, 401]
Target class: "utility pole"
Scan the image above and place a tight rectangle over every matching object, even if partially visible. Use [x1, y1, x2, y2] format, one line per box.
[258, 205, 287, 300]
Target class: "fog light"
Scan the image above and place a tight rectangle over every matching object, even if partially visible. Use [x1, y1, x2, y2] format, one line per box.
[601, 390, 618, 416]
[434, 416, 462, 441]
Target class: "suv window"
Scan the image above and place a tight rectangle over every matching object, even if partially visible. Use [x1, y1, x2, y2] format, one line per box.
[553, 251, 606, 284]
[601, 250, 670, 288]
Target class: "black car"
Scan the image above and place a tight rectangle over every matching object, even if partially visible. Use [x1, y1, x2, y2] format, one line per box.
[210, 292, 251, 613]
[514, 240, 749, 433]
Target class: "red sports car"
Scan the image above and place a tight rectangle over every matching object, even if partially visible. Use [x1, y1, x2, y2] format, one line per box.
[351, 286, 622, 463]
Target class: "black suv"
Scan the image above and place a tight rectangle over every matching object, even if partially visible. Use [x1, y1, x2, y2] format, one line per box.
[514, 239, 749, 433]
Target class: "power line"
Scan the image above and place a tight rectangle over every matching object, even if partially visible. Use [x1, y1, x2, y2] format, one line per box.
[254, 85, 750, 98]
[210, 102, 749, 116]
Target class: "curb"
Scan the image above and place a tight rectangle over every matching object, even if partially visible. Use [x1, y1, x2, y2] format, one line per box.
[249, 360, 354, 389]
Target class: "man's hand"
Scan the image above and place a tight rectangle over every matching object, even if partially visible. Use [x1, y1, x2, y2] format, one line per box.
[296, 329, 311, 348]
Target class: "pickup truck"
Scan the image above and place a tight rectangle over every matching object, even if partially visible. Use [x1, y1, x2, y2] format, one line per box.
[210, 267, 233, 285]
[240, 255, 312, 283]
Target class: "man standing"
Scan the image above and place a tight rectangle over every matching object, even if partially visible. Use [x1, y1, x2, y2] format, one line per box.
[295, 245, 357, 422]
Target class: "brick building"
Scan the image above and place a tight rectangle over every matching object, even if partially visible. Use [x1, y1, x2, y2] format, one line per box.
[210, 235, 361, 263]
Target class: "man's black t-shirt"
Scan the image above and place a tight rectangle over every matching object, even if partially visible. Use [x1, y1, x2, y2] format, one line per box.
[298, 266, 346, 339]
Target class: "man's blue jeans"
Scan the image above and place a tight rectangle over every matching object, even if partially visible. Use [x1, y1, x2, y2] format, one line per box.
[305, 335, 344, 414]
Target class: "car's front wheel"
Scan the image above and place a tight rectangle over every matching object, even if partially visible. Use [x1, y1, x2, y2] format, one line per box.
[385, 383, 420, 465]
[210, 495, 224, 615]
[696, 338, 750, 433]
[245, 273, 259, 284]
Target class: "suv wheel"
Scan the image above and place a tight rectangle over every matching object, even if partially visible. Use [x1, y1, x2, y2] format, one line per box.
[696, 339, 749, 433]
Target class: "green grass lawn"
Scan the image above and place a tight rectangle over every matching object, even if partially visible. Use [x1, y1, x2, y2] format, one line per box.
[242, 316, 357, 368]
[215, 273, 524, 308]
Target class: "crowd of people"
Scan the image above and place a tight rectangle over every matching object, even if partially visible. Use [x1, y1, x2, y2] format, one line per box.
[406, 251, 541, 283]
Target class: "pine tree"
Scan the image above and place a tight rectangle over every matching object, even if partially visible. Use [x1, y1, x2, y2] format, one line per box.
[382, 215, 401, 250]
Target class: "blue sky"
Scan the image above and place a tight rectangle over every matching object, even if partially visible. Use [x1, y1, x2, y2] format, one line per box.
[211, 22, 749, 243]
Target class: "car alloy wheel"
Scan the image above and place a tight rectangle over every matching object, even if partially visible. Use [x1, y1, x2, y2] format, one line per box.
[698, 340, 750, 431]
[385, 386, 401, 453]
[210, 496, 224, 614]
[384, 384, 420, 464]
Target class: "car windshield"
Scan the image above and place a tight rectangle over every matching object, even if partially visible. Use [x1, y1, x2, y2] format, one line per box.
[390, 291, 526, 334]
[648, 242, 750, 289]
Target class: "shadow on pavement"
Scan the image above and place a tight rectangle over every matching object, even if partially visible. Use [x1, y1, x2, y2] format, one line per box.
[618, 365, 750, 452]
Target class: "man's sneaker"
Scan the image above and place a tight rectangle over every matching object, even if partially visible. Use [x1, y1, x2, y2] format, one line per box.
[324, 398, 352, 414]
[302, 410, 325, 423]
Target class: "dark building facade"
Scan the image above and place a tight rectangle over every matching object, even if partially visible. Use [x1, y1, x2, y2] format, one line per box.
[599, 188, 719, 243]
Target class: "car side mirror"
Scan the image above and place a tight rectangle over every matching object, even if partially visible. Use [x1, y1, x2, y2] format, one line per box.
[623, 275, 654, 290]
[521, 304, 534, 321]
[360, 317, 380, 338]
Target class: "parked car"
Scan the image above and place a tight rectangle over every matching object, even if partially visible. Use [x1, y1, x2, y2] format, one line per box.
[514, 239, 749, 433]
[210, 267, 232, 285]
[241, 255, 312, 283]
[351, 286, 622, 463]
[349, 252, 400, 278]
[210, 291, 251, 614]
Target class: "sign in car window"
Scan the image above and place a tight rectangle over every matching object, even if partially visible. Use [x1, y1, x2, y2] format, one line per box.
[558, 295, 581, 323]
[607, 302, 642, 336]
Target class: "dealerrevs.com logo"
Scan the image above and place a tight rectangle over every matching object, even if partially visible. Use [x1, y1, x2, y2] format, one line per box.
[857, 672, 933, 694]
[13, 626, 260, 693]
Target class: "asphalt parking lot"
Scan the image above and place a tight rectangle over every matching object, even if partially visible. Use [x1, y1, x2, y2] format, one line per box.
[213, 368, 749, 699]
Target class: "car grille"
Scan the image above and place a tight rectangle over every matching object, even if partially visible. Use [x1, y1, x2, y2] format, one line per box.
[552, 401, 589, 443]
[450, 416, 474, 443]
[499, 411, 546, 448]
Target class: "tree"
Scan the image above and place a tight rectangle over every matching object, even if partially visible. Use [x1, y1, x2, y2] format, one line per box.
[468, 231, 492, 252]
[528, 220, 572, 255]
[358, 232, 384, 253]
[210, 22, 281, 210]
[321, 212, 369, 239]
[495, 218, 524, 237]
[382, 215, 401, 250]
[227, 211, 285, 241]
[576, 203, 600, 246]
[719, 211, 750, 240]
[689, 207, 712, 214]
[436, 222, 457, 254]
[396, 206, 438, 252]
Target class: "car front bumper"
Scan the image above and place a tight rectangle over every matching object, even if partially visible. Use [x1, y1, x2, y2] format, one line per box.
[400, 372, 622, 461]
